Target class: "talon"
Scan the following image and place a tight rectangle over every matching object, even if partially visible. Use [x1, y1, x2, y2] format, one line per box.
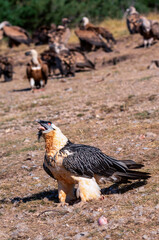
[59, 202, 69, 207]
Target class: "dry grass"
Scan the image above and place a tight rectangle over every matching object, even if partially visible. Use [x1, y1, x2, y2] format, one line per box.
[69, 13, 159, 43]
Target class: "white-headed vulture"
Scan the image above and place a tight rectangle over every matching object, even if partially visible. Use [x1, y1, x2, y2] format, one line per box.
[25, 50, 48, 91]
[75, 17, 116, 52]
[37, 120, 150, 204]
[0, 21, 31, 48]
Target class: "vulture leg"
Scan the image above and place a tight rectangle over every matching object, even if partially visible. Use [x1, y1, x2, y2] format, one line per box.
[30, 78, 35, 90]
[58, 181, 76, 204]
[148, 37, 153, 47]
[40, 80, 45, 88]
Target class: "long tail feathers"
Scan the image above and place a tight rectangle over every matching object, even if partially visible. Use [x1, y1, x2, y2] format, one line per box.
[119, 160, 144, 169]
[115, 170, 150, 181]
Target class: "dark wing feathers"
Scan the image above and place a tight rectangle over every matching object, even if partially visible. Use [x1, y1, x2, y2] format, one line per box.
[61, 144, 128, 178]
[61, 143, 150, 181]
[75, 29, 105, 47]
[3, 26, 31, 45]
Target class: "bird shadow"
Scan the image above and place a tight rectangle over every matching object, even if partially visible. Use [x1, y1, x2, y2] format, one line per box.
[0, 180, 147, 206]
[12, 88, 31, 92]
[0, 80, 12, 83]
[101, 180, 147, 195]
[135, 41, 157, 49]
[8, 189, 59, 205]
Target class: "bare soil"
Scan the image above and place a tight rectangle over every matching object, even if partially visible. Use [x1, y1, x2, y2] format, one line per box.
[0, 34, 159, 240]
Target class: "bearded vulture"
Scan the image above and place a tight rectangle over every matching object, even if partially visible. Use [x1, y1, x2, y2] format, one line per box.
[25, 50, 48, 91]
[37, 120, 150, 204]
[0, 21, 31, 48]
[75, 17, 116, 52]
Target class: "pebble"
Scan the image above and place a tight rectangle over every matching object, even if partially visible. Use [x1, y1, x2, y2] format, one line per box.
[142, 235, 150, 240]
[21, 165, 29, 170]
[65, 87, 72, 92]
[33, 177, 39, 180]
[98, 216, 108, 226]
[155, 204, 159, 210]
[74, 232, 88, 240]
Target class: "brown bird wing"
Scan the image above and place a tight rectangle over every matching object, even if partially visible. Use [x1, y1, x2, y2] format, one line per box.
[127, 13, 140, 34]
[94, 26, 116, 43]
[26, 64, 32, 80]
[75, 28, 105, 46]
[60, 28, 71, 45]
[49, 27, 71, 45]
[41, 63, 49, 85]
[3, 26, 31, 45]
[151, 21, 159, 39]
[0, 30, 3, 40]
[71, 49, 95, 69]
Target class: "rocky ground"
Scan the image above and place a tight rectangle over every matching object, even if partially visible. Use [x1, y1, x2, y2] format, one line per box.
[0, 34, 159, 240]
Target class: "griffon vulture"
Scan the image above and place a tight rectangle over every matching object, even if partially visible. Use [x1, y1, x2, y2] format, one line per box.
[32, 24, 56, 45]
[0, 21, 31, 48]
[125, 6, 140, 34]
[133, 17, 159, 47]
[41, 43, 95, 77]
[48, 18, 71, 46]
[25, 50, 48, 91]
[0, 55, 13, 82]
[37, 120, 150, 204]
[75, 17, 116, 52]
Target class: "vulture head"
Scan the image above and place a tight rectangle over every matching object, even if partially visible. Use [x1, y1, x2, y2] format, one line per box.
[37, 120, 67, 142]
[0, 21, 11, 30]
[81, 17, 89, 27]
[126, 6, 138, 16]
[62, 18, 71, 25]
[25, 49, 39, 65]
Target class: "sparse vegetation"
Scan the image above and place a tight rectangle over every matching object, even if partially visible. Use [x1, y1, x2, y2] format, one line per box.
[0, 1, 159, 31]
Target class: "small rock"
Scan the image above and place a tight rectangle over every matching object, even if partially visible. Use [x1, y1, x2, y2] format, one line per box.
[155, 204, 159, 210]
[24, 138, 30, 143]
[142, 235, 150, 240]
[21, 165, 29, 170]
[33, 177, 39, 180]
[5, 128, 11, 133]
[139, 134, 146, 140]
[98, 216, 108, 226]
[65, 87, 72, 92]
[34, 235, 44, 240]
[143, 147, 149, 150]
[105, 234, 111, 239]
[74, 232, 88, 240]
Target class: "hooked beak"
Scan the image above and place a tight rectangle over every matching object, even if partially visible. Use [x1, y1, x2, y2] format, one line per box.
[25, 51, 31, 56]
[36, 120, 53, 141]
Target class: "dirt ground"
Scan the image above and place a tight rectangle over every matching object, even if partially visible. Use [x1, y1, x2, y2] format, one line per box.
[0, 34, 159, 240]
